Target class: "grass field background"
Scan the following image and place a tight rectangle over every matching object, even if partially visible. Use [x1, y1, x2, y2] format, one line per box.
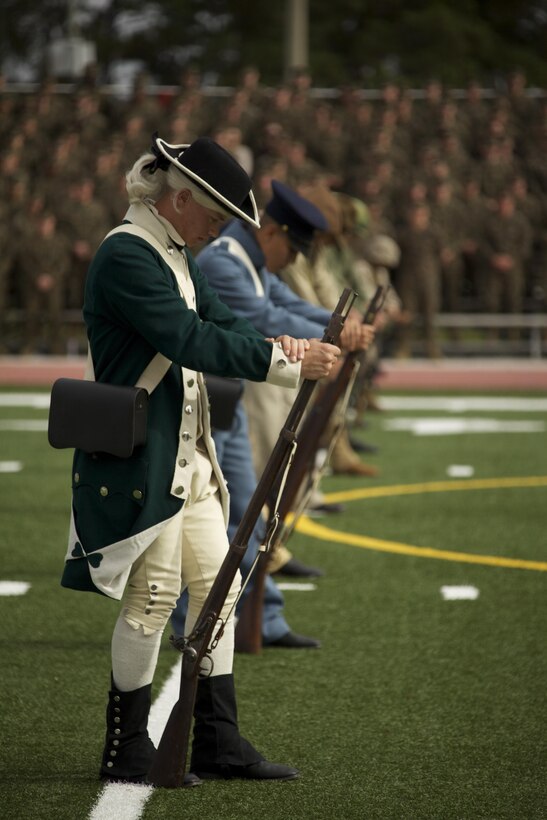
[0, 386, 546, 820]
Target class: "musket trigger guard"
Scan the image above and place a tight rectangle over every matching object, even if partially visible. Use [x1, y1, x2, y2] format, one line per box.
[198, 653, 214, 678]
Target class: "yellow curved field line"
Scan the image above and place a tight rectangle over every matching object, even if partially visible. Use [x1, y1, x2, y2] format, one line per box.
[294, 476, 547, 572]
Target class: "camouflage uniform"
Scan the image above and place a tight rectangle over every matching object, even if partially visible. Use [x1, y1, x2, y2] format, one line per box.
[429, 184, 467, 313]
[0, 218, 16, 351]
[479, 195, 533, 320]
[17, 214, 72, 353]
[394, 206, 442, 359]
[57, 180, 110, 309]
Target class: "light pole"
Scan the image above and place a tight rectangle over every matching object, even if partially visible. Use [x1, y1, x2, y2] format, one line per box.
[284, 0, 309, 77]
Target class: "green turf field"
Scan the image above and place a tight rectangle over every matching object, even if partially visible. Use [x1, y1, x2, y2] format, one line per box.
[0, 388, 545, 820]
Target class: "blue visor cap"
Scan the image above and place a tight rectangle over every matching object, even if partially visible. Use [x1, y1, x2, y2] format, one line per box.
[265, 180, 328, 256]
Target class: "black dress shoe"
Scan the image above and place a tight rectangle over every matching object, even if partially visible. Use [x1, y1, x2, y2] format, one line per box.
[266, 631, 321, 649]
[194, 760, 299, 781]
[349, 437, 379, 454]
[183, 772, 203, 787]
[273, 557, 324, 578]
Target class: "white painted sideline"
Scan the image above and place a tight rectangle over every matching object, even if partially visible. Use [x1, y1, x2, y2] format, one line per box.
[380, 396, 547, 412]
[88, 657, 181, 820]
[384, 418, 545, 436]
[3, 393, 547, 413]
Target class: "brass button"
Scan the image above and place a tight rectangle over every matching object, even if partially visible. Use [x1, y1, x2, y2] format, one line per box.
[174, 486, 184, 496]
[113, 740, 119, 746]
[145, 608, 151, 615]
[110, 750, 117, 757]
[106, 761, 114, 768]
[113, 696, 120, 703]
[181, 432, 191, 442]
[114, 707, 120, 714]
[114, 729, 121, 735]
[178, 458, 188, 468]
[99, 486, 108, 497]
[150, 584, 158, 591]
[187, 378, 194, 387]
[184, 404, 193, 414]
[148, 600, 155, 606]
[114, 717, 121, 724]
[74, 473, 80, 483]
[132, 489, 143, 500]
[276, 359, 287, 369]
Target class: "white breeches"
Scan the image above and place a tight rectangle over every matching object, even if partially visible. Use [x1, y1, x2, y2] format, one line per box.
[119, 448, 240, 677]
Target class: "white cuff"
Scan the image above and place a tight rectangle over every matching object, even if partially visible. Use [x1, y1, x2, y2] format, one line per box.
[265, 341, 301, 388]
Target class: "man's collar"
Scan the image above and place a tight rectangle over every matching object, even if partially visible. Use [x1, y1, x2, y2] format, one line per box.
[123, 201, 187, 250]
[220, 219, 265, 270]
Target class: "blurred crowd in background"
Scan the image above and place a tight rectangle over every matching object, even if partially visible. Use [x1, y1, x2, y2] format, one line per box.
[1, 64, 546, 357]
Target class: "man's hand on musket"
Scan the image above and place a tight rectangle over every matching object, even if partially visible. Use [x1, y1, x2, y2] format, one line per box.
[300, 338, 341, 379]
[267, 335, 340, 379]
[267, 335, 310, 363]
[339, 318, 375, 352]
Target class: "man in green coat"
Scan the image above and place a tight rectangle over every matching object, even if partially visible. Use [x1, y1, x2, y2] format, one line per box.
[61, 135, 340, 785]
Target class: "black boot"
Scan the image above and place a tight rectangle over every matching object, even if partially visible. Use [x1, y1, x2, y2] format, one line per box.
[99, 678, 156, 783]
[190, 673, 298, 781]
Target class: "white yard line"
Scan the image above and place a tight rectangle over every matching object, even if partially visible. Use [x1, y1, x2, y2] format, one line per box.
[0, 393, 51, 408]
[88, 657, 181, 820]
[440, 585, 480, 600]
[0, 420, 48, 431]
[276, 582, 318, 591]
[446, 465, 475, 478]
[0, 461, 23, 473]
[0, 581, 31, 596]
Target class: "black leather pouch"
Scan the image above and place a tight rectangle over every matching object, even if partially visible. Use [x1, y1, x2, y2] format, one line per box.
[48, 378, 148, 458]
[204, 375, 244, 431]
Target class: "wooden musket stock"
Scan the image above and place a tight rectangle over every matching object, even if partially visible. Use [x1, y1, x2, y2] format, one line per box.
[235, 285, 385, 655]
[147, 287, 355, 788]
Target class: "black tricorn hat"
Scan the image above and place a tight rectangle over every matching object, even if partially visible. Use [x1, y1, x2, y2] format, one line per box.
[148, 134, 260, 228]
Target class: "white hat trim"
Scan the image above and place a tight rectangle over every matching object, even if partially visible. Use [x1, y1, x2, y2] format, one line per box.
[155, 137, 260, 228]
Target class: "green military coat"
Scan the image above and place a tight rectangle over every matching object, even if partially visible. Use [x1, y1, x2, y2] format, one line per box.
[61, 203, 274, 599]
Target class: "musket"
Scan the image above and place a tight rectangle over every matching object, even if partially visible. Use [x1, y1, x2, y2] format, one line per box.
[235, 285, 385, 655]
[147, 287, 355, 788]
